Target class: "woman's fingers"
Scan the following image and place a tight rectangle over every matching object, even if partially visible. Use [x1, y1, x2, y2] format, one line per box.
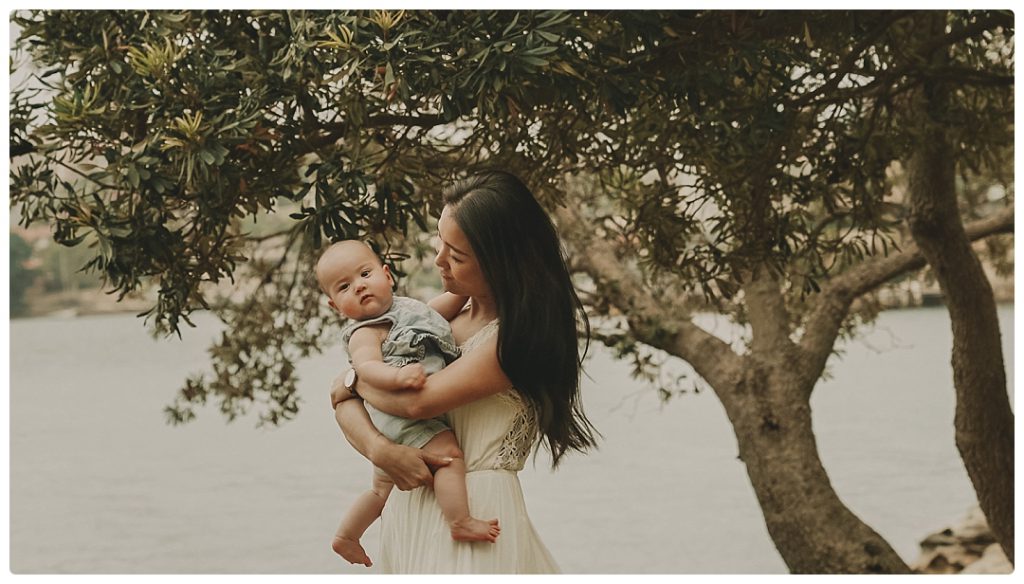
[329, 372, 348, 409]
[378, 444, 437, 491]
[419, 451, 454, 471]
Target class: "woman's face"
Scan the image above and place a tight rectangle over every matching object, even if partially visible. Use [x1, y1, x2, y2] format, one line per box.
[435, 205, 491, 298]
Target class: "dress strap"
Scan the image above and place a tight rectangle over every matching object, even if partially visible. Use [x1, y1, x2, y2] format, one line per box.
[460, 318, 499, 353]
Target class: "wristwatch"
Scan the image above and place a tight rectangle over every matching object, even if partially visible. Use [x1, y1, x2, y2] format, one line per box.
[343, 368, 360, 398]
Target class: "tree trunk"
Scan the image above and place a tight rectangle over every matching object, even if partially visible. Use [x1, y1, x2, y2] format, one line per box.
[906, 11, 1015, 564]
[557, 203, 916, 573]
[719, 358, 911, 573]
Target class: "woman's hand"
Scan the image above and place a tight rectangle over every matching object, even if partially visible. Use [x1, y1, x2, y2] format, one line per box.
[332, 376, 453, 492]
[371, 440, 454, 491]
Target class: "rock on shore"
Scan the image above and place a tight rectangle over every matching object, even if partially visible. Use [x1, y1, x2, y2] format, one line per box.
[912, 505, 1012, 574]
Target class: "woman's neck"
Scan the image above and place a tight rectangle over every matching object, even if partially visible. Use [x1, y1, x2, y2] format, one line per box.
[468, 294, 498, 322]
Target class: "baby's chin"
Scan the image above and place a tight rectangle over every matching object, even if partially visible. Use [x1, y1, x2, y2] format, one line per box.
[350, 297, 393, 320]
[360, 307, 390, 319]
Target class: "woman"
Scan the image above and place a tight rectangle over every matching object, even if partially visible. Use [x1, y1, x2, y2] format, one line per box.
[331, 170, 597, 573]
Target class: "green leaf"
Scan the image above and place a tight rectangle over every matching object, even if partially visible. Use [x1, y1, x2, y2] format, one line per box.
[126, 165, 140, 188]
[520, 55, 548, 67]
[502, 13, 521, 36]
[211, 143, 229, 163]
[535, 30, 560, 43]
[198, 149, 216, 165]
[525, 45, 558, 56]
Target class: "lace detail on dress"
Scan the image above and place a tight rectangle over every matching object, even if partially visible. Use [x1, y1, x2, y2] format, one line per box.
[493, 390, 537, 471]
[459, 319, 500, 354]
[458, 318, 538, 471]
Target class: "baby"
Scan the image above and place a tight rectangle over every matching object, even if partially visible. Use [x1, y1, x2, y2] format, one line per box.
[317, 240, 500, 567]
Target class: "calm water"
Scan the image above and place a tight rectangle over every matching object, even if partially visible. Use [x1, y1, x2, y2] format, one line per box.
[8, 305, 1014, 573]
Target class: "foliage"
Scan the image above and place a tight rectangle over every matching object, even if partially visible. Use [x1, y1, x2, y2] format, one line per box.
[10, 10, 1013, 423]
[38, 238, 104, 292]
[10, 233, 36, 316]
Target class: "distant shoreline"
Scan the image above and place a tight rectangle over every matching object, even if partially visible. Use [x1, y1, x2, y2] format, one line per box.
[15, 288, 156, 320]
[12, 286, 1014, 321]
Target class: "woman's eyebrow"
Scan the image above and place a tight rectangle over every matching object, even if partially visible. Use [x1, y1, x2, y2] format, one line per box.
[440, 235, 467, 256]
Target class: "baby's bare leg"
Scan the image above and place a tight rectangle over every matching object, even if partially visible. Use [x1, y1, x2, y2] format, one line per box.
[423, 430, 500, 543]
[332, 470, 393, 567]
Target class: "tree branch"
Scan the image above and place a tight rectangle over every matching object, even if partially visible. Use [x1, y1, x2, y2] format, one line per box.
[11, 140, 35, 157]
[789, 11, 912, 108]
[917, 66, 1015, 87]
[53, 158, 121, 191]
[310, 112, 447, 149]
[916, 11, 1014, 59]
[248, 229, 290, 243]
[368, 113, 447, 128]
[553, 201, 743, 392]
[798, 204, 1013, 381]
[845, 204, 1012, 297]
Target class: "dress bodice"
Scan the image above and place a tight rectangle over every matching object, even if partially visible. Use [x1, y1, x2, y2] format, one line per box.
[378, 319, 559, 573]
[447, 320, 538, 472]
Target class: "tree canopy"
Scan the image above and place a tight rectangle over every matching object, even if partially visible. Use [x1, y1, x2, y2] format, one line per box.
[11, 9, 1012, 423]
[11, 9, 1014, 573]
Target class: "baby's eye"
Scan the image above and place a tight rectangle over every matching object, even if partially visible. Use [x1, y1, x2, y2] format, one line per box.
[339, 283, 349, 291]
[361, 270, 371, 277]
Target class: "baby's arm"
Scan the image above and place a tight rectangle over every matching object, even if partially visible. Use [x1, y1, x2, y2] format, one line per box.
[348, 325, 426, 391]
[357, 333, 512, 420]
[428, 292, 470, 322]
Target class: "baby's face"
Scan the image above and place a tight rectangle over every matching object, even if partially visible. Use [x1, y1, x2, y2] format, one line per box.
[318, 243, 395, 320]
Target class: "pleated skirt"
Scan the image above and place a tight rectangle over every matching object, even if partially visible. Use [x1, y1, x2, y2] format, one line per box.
[378, 469, 559, 574]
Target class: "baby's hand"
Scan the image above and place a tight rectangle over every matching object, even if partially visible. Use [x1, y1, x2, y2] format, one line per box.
[396, 363, 426, 390]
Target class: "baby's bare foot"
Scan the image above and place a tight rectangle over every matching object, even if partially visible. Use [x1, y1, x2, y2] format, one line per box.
[332, 535, 373, 567]
[450, 517, 501, 543]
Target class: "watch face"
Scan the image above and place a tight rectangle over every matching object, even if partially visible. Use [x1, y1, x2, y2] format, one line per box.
[344, 368, 357, 389]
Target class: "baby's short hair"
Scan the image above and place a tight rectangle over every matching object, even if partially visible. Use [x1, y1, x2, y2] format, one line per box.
[314, 240, 384, 294]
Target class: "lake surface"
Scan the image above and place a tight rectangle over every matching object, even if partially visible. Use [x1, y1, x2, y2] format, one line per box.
[8, 305, 1014, 573]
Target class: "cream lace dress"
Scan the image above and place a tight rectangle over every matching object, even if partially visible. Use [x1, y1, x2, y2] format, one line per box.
[376, 320, 559, 573]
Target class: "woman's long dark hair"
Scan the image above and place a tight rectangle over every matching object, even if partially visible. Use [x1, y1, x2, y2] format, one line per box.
[443, 170, 598, 467]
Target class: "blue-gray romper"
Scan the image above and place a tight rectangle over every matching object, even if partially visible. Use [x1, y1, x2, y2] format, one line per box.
[341, 296, 461, 448]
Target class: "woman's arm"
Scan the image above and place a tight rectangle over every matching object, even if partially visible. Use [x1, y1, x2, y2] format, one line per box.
[333, 394, 451, 491]
[356, 334, 511, 420]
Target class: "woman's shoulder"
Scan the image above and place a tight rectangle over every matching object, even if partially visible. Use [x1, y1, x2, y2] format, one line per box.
[453, 317, 499, 353]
